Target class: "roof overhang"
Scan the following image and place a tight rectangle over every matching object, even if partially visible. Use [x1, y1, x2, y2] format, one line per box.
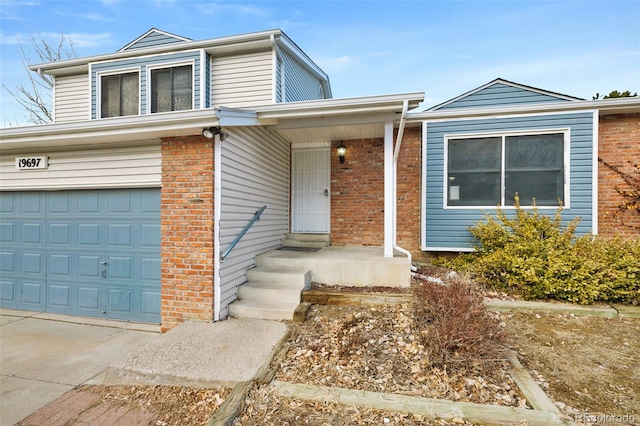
[0, 93, 424, 150]
[29, 29, 285, 76]
[410, 97, 640, 122]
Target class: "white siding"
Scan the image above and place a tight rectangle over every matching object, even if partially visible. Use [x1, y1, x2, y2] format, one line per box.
[218, 127, 290, 317]
[54, 74, 90, 123]
[211, 51, 274, 108]
[0, 144, 161, 190]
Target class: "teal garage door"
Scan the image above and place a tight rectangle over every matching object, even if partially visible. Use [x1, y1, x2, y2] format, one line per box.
[0, 189, 161, 323]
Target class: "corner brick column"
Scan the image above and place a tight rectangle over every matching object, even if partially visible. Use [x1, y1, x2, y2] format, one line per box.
[598, 113, 640, 238]
[160, 135, 215, 331]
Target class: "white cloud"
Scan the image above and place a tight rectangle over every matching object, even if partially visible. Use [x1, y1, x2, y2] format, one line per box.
[196, 2, 270, 17]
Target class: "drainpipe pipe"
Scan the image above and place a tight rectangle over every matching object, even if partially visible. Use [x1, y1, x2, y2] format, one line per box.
[392, 100, 417, 271]
[213, 131, 222, 321]
[36, 69, 54, 87]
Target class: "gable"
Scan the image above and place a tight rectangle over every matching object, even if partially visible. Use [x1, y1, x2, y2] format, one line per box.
[431, 79, 582, 111]
[119, 28, 191, 52]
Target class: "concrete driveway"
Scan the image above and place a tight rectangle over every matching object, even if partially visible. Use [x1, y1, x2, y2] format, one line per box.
[0, 310, 160, 426]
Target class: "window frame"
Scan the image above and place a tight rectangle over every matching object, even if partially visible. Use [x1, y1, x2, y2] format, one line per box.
[146, 61, 195, 114]
[443, 128, 570, 209]
[96, 68, 141, 119]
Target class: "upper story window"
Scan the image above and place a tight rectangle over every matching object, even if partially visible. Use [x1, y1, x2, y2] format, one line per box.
[446, 131, 566, 207]
[150, 65, 192, 113]
[100, 72, 139, 118]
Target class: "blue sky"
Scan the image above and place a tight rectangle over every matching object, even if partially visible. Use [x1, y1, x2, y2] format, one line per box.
[1, 0, 639, 125]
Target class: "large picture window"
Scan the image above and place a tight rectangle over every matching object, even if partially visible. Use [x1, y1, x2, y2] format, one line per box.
[100, 72, 139, 118]
[446, 132, 566, 207]
[150, 65, 192, 113]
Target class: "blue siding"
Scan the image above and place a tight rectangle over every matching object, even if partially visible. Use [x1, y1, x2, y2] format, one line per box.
[424, 112, 594, 250]
[122, 31, 188, 51]
[0, 189, 160, 323]
[438, 83, 574, 110]
[282, 50, 324, 102]
[91, 51, 201, 118]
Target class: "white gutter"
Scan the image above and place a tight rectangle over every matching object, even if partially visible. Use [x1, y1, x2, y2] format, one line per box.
[391, 100, 416, 271]
[408, 97, 640, 122]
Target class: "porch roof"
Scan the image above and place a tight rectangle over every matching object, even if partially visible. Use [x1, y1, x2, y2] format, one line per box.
[0, 92, 425, 151]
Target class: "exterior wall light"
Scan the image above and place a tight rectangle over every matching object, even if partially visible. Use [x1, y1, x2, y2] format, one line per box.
[337, 143, 346, 164]
[202, 126, 228, 141]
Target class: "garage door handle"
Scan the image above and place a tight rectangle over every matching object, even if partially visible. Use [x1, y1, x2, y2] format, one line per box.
[100, 262, 107, 278]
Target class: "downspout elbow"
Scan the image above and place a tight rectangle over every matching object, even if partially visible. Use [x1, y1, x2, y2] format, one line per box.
[36, 69, 54, 88]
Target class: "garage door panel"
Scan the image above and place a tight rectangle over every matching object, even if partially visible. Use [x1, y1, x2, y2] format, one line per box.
[79, 255, 101, 277]
[21, 193, 44, 216]
[109, 192, 133, 214]
[1, 280, 16, 303]
[78, 286, 101, 311]
[0, 189, 161, 323]
[142, 258, 161, 281]
[0, 223, 15, 243]
[22, 282, 44, 306]
[48, 192, 71, 214]
[49, 223, 71, 245]
[78, 224, 101, 246]
[22, 223, 44, 245]
[109, 224, 133, 247]
[23, 253, 44, 275]
[142, 224, 160, 247]
[49, 284, 71, 308]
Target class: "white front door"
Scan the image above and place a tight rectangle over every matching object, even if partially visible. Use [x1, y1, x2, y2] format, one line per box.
[292, 148, 330, 233]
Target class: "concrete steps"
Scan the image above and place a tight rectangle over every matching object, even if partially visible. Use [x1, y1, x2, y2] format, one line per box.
[229, 266, 311, 321]
[281, 233, 330, 248]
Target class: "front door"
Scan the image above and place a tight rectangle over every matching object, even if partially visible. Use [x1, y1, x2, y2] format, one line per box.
[291, 148, 330, 233]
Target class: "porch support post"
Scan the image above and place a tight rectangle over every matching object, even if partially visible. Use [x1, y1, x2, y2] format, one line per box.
[384, 121, 394, 258]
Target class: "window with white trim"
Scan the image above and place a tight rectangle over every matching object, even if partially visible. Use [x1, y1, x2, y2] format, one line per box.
[100, 72, 139, 118]
[150, 65, 192, 113]
[446, 132, 566, 207]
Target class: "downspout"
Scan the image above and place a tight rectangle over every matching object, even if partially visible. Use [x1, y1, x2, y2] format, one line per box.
[36, 69, 54, 87]
[392, 100, 417, 271]
[270, 34, 285, 103]
[213, 132, 222, 321]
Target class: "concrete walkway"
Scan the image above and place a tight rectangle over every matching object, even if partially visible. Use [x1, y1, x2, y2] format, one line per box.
[0, 310, 287, 426]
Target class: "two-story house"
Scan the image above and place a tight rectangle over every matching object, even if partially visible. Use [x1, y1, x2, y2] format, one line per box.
[1, 29, 638, 330]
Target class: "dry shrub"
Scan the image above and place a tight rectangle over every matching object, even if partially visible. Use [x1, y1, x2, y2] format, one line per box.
[412, 276, 509, 369]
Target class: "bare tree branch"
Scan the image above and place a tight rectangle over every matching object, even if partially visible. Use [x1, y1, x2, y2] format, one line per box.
[2, 34, 77, 125]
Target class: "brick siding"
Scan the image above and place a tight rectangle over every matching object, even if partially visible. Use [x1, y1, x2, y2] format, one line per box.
[330, 138, 385, 246]
[160, 135, 215, 331]
[598, 113, 640, 238]
[330, 127, 433, 262]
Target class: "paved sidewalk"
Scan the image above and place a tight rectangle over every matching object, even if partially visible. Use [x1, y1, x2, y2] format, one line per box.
[1, 311, 287, 426]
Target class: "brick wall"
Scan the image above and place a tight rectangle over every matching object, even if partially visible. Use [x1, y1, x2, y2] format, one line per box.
[161, 135, 215, 331]
[330, 138, 385, 246]
[598, 113, 640, 238]
[329, 127, 433, 262]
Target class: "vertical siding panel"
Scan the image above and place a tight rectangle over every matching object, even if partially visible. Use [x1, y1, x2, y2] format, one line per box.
[53, 74, 90, 123]
[0, 145, 161, 190]
[281, 50, 324, 102]
[218, 127, 289, 317]
[424, 112, 594, 250]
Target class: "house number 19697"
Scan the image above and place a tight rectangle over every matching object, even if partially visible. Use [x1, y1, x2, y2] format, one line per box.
[16, 156, 48, 170]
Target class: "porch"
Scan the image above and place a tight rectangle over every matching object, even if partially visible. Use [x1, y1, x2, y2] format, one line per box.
[228, 244, 411, 321]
